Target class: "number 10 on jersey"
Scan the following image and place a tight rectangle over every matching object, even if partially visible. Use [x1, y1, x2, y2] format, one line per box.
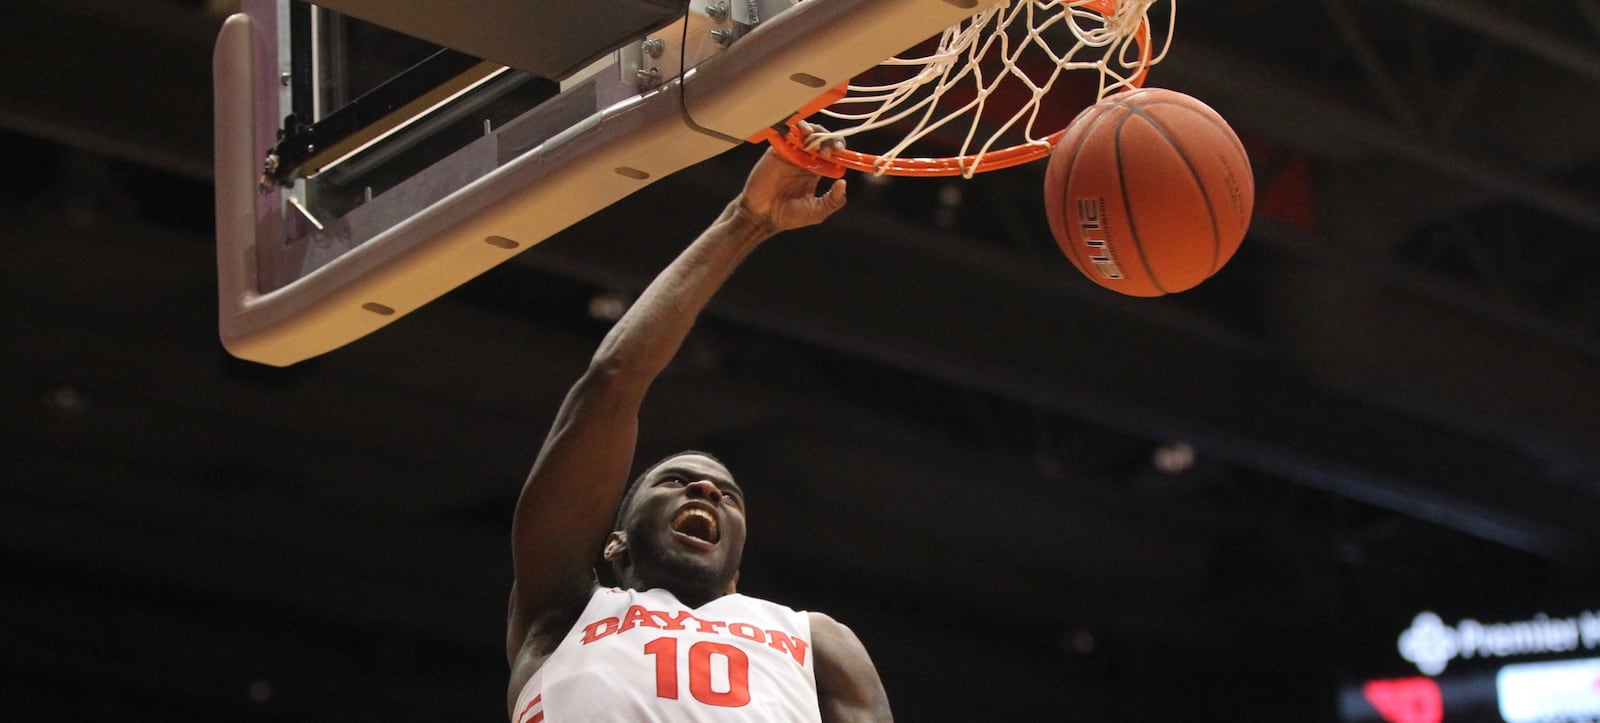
[644, 637, 752, 707]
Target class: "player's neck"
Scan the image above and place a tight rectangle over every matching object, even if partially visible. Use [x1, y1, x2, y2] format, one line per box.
[623, 576, 732, 608]
[668, 588, 731, 608]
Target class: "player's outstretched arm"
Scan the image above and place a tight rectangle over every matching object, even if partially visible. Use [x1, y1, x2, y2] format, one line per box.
[506, 146, 847, 663]
[812, 612, 893, 722]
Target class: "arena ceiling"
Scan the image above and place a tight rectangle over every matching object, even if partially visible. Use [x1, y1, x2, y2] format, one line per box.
[2, 1, 1597, 720]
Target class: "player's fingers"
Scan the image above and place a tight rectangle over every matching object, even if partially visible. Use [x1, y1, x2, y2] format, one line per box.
[796, 120, 844, 159]
[824, 179, 847, 208]
[801, 179, 847, 224]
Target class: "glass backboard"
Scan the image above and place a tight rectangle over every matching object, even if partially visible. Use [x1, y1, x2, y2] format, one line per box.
[215, 0, 1000, 366]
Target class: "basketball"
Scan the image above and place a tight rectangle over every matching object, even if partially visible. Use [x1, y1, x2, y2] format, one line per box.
[1044, 87, 1254, 297]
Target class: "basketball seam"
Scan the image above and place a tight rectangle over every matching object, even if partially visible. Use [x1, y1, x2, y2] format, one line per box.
[1109, 100, 1168, 296]
[1123, 101, 1225, 279]
[1132, 101, 1241, 279]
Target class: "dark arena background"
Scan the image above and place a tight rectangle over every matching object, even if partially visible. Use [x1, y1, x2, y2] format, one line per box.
[3, 1, 1599, 721]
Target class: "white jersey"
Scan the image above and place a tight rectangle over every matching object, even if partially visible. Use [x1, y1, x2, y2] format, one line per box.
[513, 587, 822, 723]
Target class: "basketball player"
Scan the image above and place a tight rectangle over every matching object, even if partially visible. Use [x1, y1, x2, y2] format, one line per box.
[506, 139, 893, 722]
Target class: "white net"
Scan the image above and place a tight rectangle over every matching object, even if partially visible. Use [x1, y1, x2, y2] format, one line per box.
[799, 0, 1174, 177]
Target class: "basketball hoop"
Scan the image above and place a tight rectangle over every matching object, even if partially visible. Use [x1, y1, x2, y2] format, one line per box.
[755, 0, 1173, 178]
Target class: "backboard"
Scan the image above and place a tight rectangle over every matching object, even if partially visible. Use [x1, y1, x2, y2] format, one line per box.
[215, 0, 1004, 366]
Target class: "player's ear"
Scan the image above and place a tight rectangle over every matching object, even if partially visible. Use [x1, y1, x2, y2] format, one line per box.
[603, 532, 628, 562]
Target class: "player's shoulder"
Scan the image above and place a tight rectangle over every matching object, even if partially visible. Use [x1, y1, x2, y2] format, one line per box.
[806, 610, 854, 638]
[806, 609, 888, 717]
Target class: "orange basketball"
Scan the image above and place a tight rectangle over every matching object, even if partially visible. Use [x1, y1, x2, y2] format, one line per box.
[1044, 88, 1254, 297]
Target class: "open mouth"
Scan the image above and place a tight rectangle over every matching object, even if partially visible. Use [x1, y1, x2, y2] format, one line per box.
[671, 507, 720, 544]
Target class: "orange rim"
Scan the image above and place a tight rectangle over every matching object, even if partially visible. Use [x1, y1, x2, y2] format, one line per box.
[766, 0, 1154, 178]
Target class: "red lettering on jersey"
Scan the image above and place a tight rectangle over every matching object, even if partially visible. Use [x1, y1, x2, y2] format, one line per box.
[766, 630, 810, 666]
[650, 609, 696, 631]
[619, 605, 660, 633]
[581, 603, 808, 664]
[728, 622, 763, 642]
[582, 617, 620, 643]
[694, 618, 728, 634]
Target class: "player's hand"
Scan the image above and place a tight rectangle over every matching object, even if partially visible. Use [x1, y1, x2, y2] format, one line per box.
[737, 122, 847, 232]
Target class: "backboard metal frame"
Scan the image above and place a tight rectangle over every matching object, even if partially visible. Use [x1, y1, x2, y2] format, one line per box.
[216, 0, 1001, 366]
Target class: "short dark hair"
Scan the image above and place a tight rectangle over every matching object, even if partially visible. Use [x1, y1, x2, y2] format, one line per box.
[613, 450, 730, 532]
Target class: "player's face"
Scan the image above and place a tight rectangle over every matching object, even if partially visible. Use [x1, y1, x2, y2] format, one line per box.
[619, 454, 747, 600]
